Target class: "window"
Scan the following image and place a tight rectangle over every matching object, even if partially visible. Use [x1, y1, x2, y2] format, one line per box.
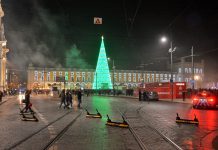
[151, 74, 154, 82]
[59, 71, 62, 76]
[41, 71, 44, 81]
[185, 68, 188, 73]
[178, 68, 182, 73]
[189, 68, 192, 73]
[47, 72, 50, 81]
[76, 72, 80, 81]
[164, 74, 168, 80]
[124, 73, 127, 82]
[87, 72, 91, 82]
[178, 77, 181, 82]
[138, 74, 141, 82]
[53, 71, 56, 81]
[147, 74, 150, 82]
[160, 74, 163, 82]
[133, 77, 136, 82]
[195, 68, 198, 74]
[128, 77, 131, 82]
[34, 71, 38, 81]
[82, 72, 85, 82]
[199, 69, 203, 74]
[71, 72, 74, 81]
[82, 76, 85, 82]
[185, 78, 189, 82]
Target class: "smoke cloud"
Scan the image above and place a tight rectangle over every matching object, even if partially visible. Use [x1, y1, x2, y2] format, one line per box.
[4, 1, 89, 71]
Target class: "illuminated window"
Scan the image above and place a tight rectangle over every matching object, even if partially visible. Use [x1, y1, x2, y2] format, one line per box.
[133, 77, 136, 82]
[164, 74, 168, 80]
[87, 72, 91, 82]
[53, 71, 56, 81]
[195, 68, 198, 73]
[82, 76, 85, 82]
[71, 72, 74, 81]
[147, 74, 150, 82]
[178, 68, 182, 73]
[138, 74, 141, 82]
[199, 69, 203, 74]
[189, 68, 192, 73]
[34, 71, 38, 81]
[47, 72, 50, 81]
[151, 74, 154, 82]
[124, 73, 127, 82]
[41, 71, 44, 81]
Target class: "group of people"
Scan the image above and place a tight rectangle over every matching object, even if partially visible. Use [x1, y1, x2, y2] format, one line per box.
[138, 90, 149, 101]
[59, 89, 82, 109]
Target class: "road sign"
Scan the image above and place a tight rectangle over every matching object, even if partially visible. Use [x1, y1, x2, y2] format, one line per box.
[94, 17, 102, 24]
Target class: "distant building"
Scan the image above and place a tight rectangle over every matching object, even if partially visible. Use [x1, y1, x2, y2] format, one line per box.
[173, 58, 204, 89]
[27, 64, 177, 90]
[0, 1, 9, 90]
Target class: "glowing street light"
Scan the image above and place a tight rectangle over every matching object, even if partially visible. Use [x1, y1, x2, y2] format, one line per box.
[160, 36, 176, 101]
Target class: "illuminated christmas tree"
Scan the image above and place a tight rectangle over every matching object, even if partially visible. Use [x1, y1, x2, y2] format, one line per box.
[92, 36, 113, 89]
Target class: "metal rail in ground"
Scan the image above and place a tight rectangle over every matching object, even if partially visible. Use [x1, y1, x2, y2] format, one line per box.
[43, 111, 83, 150]
[117, 108, 148, 150]
[6, 111, 73, 150]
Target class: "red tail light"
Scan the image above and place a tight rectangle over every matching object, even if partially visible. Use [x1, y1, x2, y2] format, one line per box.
[193, 97, 199, 101]
[208, 98, 214, 102]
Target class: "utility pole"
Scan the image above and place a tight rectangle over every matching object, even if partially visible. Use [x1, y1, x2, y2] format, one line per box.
[191, 46, 194, 90]
[113, 60, 115, 96]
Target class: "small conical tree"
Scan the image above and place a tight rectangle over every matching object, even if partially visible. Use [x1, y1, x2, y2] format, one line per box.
[92, 36, 112, 89]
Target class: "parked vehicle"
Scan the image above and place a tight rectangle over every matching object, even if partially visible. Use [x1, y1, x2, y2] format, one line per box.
[192, 91, 218, 109]
[141, 91, 159, 101]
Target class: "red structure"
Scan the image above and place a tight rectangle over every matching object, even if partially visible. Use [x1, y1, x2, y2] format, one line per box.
[138, 82, 186, 99]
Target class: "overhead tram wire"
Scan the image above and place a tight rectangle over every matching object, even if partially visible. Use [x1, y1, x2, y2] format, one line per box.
[161, 1, 194, 33]
[122, 0, 142, 37]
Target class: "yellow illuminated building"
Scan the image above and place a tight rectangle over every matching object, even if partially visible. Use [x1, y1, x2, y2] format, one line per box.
[27, 64, 176, 90]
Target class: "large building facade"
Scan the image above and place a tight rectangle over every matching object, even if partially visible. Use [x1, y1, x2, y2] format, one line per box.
[173, 58, 204, 89]
[27, 64, 177, 90]
[0, 1, 9, 90]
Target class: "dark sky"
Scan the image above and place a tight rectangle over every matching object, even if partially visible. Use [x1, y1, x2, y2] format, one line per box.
[2, 0, 218, 81]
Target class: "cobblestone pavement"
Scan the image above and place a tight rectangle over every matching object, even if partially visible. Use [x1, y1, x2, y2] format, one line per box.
[0, 95, 218, 150]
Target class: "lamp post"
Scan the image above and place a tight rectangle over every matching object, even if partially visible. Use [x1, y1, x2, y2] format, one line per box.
[108, 58, 115, 95]
[161, 36, 176, 101]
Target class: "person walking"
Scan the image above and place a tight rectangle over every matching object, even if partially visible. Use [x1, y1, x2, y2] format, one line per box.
[21, 90, 33, 113]
[139, 90, 142, 101]
[66, 90, 73, 108]
[59, 89, 66, 109]
[77, 89, 82, 108]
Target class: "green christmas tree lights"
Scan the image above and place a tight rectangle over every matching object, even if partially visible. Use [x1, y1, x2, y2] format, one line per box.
[92, 36, 113, 89]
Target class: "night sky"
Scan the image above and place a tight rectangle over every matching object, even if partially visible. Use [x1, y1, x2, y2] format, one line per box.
[2, 0, 218, 81]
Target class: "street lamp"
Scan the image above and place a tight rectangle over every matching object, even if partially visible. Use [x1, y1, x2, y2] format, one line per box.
[160, 36, 176, 101]
[108, 57, 115, 95]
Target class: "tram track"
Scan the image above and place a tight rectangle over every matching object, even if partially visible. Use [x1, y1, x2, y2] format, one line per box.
[118, 105, 183, 150]
[6, 110, 82, 150]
